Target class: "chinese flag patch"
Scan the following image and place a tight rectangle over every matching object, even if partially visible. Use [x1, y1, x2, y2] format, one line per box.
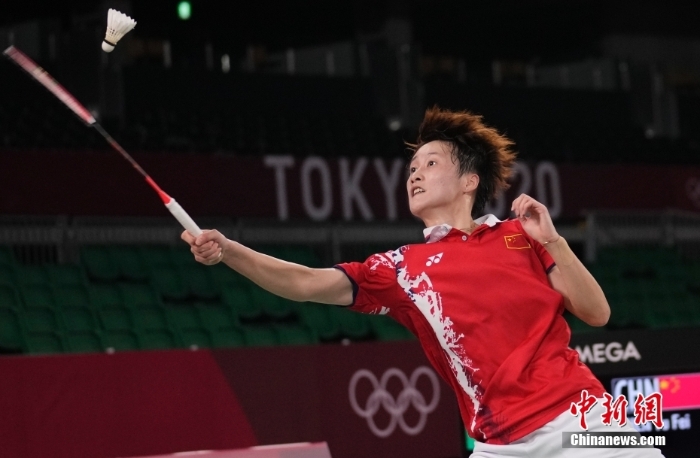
[504, 234, 531, 249]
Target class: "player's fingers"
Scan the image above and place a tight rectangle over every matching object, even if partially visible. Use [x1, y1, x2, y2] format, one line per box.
[191, 242, 217, 257]
[513, 194, 531, 216]
[524, 197, 545, 217]
[522, 198, 534, 219]
[510, 195, 522, 214]
[193, 240, 214, 252]
[195, 250, 222, 266]
[197, 243, 220, 259]
[516, 198, 527, 219]
[181, 230, 196, 245]
[521, 196, 532, 212]
[195, 229, 220, 246]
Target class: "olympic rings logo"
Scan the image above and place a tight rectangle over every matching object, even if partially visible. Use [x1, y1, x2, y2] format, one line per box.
[348, 366, 440, 438]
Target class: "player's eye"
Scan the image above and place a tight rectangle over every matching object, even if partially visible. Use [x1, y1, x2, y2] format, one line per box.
[428, 160, 436, 166]
[409, 167, 416, 173]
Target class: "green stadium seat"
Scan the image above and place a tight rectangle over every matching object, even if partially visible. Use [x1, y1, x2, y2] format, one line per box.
[46, 265, 87, 287]
[25, 331, 64, 354]
[0, 264, 16, 286]
[222, 285, 262, 321]
[64, 331, 102, 353]
[61, 307, 99, 333]
[250, 287, 294, 320]
[23, 306, 61, 333]
[645, 303, 675, 329]
[0, 246, 13, 265]
[370, 315, 415, 341]
[139, 246, 173, 268]
[283, 246, 321, 267]
[165, 305, 202, 330]
[55, 285, 91, 308]
[139, 329, 180, 350]
[86, 284, 121, 308]
[242, 325, 278, 347]
[107, 246, 149, 281]
[298, 305, 340, 341]
[0, 306, 23, 351]
[0, 284, 21, 308]
[101, 330, 140, 351]
[150, 266, 188, 300]
[21, 285, 55, 308]
[596, 248, 622, 267]
[687, 264, 700, 293]
[98, 307, 133, 331]
[648, 248, 681, 268]
[608, 298, 632, 328]
[179, 327, 212, 348]
[674, 296, 700, 326]
[209, 264, 245, 288]
[81, 246, 119, 281]
[275, 324, 317, 346]
[17, 266, 50, 286]
[210, 327, 245, 348]
[119, 283, 161, 308]
[659, 280, 687, 296]
[179, 264, 218, 300]
[130, 307, 169, 331]
[198, 304, 239, 330]
[329, 306, 371, 339]
[589, 264, 618, 285]
[170, 247, 194, 266]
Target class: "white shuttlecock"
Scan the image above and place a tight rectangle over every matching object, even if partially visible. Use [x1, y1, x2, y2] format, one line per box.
[102, 8, 136, 53]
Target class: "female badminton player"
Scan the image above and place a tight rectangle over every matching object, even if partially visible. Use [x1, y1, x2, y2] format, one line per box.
[182, 107, 664, 457]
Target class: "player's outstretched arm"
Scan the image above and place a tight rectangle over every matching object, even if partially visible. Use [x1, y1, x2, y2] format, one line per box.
[181, 230, 354, 306]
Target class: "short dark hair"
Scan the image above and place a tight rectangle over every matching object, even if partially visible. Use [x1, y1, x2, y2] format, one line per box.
[407, 106, 517, 218]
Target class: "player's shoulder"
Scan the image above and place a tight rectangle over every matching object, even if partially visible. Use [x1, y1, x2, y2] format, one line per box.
[364, 243, 426, 264]
[490, 217, 521, 232]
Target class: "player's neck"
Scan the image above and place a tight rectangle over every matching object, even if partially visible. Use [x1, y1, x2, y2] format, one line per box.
[421, 205, 476, 234]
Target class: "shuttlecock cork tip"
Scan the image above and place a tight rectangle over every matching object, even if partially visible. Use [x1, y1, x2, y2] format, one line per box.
[102, 8, 136, 53]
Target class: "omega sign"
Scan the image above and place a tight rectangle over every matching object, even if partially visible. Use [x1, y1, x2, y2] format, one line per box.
[348, 367, 440, 438]
[575, 341, 641, 364]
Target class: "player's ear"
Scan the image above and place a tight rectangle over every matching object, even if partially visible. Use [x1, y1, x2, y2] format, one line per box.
[463, 173, 479, 194]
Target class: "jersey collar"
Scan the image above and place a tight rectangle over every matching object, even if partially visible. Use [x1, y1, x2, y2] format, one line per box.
[422, 214, 502, 243]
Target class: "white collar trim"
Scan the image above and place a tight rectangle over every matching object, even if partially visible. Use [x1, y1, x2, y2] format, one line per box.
[422, 214, 502, 243]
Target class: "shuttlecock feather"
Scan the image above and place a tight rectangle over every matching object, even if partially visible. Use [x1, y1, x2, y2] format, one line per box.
[102, 9, 136, 53]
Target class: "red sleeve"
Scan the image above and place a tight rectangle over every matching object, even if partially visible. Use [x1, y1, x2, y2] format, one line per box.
[514, 219, 556, 274]
[334, 251, 404, 315]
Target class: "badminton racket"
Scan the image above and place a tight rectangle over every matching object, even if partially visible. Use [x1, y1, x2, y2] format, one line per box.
[2, 45, 202, 237]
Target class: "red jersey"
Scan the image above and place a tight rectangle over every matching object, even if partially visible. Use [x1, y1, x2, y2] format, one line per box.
[335, 215, 605, 445]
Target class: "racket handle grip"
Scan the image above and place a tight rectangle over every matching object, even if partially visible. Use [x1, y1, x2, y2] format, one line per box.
[165, 199, 203, 237]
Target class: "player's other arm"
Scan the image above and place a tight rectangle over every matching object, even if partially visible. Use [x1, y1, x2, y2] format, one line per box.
[181, 230, 354, 306]
[512, 194, 610, 327]
[546, 255, 610, 327]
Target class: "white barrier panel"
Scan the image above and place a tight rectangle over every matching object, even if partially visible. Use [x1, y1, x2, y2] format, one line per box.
[127, 442, 332, 458]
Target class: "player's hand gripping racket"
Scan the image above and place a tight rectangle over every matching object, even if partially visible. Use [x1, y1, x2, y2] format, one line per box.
[3, 46, 202, 237]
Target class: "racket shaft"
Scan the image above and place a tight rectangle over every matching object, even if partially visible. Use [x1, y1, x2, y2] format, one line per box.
[165, 199, 202, 236]
[3, 46, 96, 125]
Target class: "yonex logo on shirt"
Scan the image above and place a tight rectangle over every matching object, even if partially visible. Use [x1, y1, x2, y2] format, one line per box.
[504, 234, 531, 249]
[426, 253, 443, 266]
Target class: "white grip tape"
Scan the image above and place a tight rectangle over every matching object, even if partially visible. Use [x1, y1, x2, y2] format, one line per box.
[165, 199, 202, 236]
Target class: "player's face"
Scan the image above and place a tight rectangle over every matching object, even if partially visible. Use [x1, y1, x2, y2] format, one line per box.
[407, 141, 465, 219]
